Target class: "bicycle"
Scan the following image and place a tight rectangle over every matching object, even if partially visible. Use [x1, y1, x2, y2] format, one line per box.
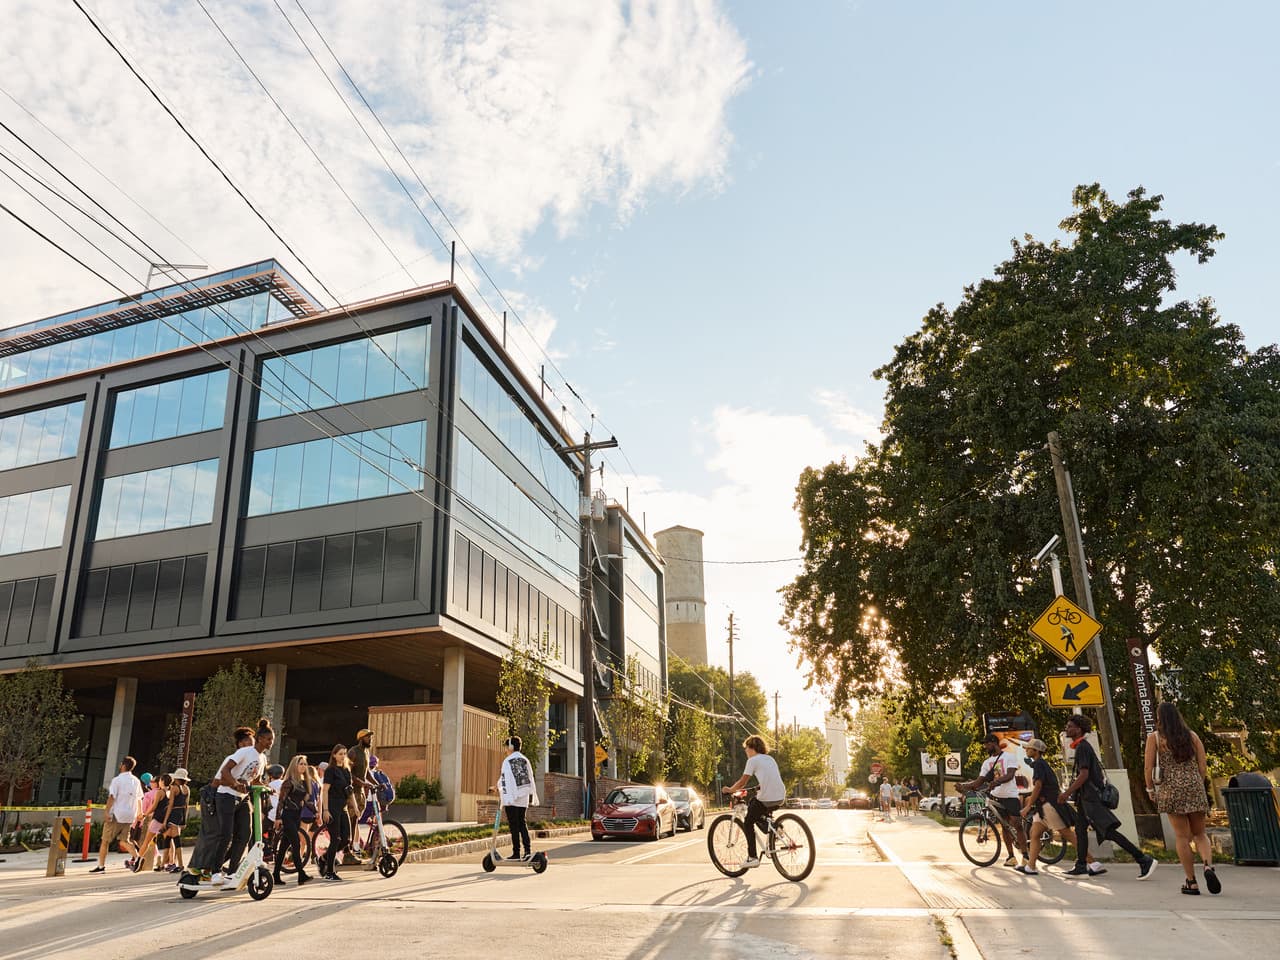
[1046, 606, 1082, 626]
[312, 793, 408, 871]
[958, 791, 1065, 867]
[707, 788, 816, 882]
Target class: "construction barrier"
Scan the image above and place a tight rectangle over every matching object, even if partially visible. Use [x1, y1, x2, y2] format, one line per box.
[46, 818, 71, 877]
[75, 802, 93, 862]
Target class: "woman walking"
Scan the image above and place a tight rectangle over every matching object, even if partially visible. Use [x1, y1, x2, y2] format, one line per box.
[134, 773, 172, 871]
[274, 755, 315, 887]
[161, 769, 190, 873]
[1144, 702, 1219, 895]
[319, 745, 354, 882]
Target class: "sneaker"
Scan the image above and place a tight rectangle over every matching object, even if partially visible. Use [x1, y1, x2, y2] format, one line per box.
[1088, 863, 1108, 876]
[1061, 864, 1090, 876]
[273, 875, 288, 886]
[210, 872, 226, 887]
[1015, 865, 1039, 875]
[1004, 856, 1019, 867]
[324, 872, 344, 882]
[89, 865, 105, 873]
[165, 864, 182, 874]
[298, 872, 313, 886]
[742, 857, 761, 868]
[1137, 857, 1157, 880]
[521, 853, 533, 862]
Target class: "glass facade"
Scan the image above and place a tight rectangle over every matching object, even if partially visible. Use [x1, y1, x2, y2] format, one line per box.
[0, 292, 292, 390]
[109, 369, 229, 448]
[256, 324, 429, 420]
[453, 431, 577, 589]
[95, 460, 219, 540]
[458, 342, 577, 511]
[246, 422, 426, 516]
[0, 486, 71, 555]
[624, 534, 661, 606]
[0, 401, 84, 471]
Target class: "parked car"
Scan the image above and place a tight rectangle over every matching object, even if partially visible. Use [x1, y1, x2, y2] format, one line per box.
[665, 786, 706, 831]
[592, 785, 677, 842]
[919, 795, 943, 812]
[838, 791, 871, 810]
[817, 798, 836, 809]
[782, 798, 803, 809]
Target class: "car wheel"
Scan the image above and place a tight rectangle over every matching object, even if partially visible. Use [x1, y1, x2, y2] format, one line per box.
[698, 813, 706, 830]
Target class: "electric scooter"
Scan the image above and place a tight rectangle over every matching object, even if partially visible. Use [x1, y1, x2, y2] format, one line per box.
[178, 784, 274, 900]
[481, 803, 547, 874]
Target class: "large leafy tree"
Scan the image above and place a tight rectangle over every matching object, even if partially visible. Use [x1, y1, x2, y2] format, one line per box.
[0, 660, 82, 816]
[774, 727, 830, 795]
[176, 660, 265, 784]
[782, 186, 1280, 788]
[667, 660, 769, 785]
[496, 634, 562, 772]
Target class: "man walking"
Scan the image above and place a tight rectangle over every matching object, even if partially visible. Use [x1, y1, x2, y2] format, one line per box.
[1060, 714, 1156, 879]
[348, 728, 374, 862]
[960, 733, 1027, 868]
[1019, 738, 1102, 876]
[90, 757, 143, 872]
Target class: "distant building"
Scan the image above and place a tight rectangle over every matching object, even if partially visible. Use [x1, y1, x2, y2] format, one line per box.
[654, 526, 706, 666]
[824, 713, 850, 788]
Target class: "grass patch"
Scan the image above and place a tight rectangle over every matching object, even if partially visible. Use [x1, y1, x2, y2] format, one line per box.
[932, 916, 957, 959]
[406, 818, 588, 850]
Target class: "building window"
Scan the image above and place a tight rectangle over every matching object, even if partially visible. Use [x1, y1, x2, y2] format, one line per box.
[246, 422, 425, 516]
[624, 534, 661, 606]
[74, 553, 207, 637]
[0, 401, 84, 471]
[457, 341, 577, 512]
[0, 485, 71, 556]
[0, 575, 57, 646]
[453, 432, 577, 589]
[95, 460, 218, 540]
[109, 369, 229, 448]
[256, 324, 429, 420]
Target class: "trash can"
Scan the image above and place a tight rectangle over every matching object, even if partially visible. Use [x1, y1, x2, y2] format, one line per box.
[1222, 774, 1280, 866]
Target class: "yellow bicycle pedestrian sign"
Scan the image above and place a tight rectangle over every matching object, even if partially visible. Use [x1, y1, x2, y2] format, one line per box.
[1030, 595, 1101, 664]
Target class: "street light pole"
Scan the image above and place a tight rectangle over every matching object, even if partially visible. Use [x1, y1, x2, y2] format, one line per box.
[1047, 431, 1124, 766]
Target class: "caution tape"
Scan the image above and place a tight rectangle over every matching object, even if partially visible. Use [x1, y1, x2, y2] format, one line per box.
[0, 805, 91, 812]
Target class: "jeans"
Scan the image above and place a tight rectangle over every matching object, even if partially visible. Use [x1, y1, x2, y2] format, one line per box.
[506, 805, 530, 858]
[213, 793, 250, 874]
[743, 798, 773, 858]
[323, 808, 350, 875]
[276, 811, 305, 878]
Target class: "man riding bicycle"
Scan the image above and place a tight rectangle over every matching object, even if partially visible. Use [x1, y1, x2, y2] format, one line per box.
[958, 732, 1028, 869]
[721, 735, 786, 869]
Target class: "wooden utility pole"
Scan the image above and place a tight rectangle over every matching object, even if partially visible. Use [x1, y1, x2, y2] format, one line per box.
[1047, 431, 1124, 765]
[774, 691, 781, 744]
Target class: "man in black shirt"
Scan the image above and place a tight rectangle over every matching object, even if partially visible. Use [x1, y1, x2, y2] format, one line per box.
[1060, 714, 1156, 879]
[1020, 738, 1100, 876]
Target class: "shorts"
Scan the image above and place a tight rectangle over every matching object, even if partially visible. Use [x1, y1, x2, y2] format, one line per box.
[100, 819, 133, 850]
[995, 796, 1022, 819]
[148, 819, 164, 835]
[1038, 802, 1072, 831]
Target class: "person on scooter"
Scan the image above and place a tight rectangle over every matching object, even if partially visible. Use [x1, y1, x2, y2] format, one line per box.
[496, 736, 538, 862]
[210, 719, 273, 887]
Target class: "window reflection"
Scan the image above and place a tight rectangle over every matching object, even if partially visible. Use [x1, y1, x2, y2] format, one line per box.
[0, 401, 85, 472]
[95, 460, 218, 540]
[110, 369, 228, 448]
[245, 421, 426, 517]
[0, 485, 71, 555]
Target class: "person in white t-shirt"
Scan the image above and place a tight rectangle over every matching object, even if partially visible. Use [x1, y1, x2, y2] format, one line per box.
[960, 733, 1028, 867]
[722, 735, 786, 868]
[209, 718, 274, 884]
[90, 756, 143, 872]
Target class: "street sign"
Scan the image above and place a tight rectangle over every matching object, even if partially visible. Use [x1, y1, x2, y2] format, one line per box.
[920, 753, 938, 775]
[943, 752, 962, 777]
[1044, 672, 1106, 708]
[1126, 641, 1157, 737]
[595, 744, 608, 765]
[1030, 594, 1102, 664]
[870, 762, 883, 776]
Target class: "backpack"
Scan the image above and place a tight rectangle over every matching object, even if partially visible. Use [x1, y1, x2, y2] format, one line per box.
[373, 770, 395, 806]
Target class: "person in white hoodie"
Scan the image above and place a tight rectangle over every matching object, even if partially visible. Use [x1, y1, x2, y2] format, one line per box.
[496, 736, 538, 861]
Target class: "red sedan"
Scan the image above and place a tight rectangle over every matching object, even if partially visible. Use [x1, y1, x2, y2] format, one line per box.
[591, 785, 677, 842]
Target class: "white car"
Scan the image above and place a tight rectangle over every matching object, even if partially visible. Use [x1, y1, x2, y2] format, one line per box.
[919, 795, 943, 812]
[817, 798, 836, 809]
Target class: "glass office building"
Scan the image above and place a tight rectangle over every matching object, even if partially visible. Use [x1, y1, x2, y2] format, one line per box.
[0, 261, 664, 811]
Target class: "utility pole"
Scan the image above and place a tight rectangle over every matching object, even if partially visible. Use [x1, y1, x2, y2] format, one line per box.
[1047, 431, 1124, 766]
[774, 691, 781, 744]
[727, 612, 736, 771]
[560, 432, 617, 817]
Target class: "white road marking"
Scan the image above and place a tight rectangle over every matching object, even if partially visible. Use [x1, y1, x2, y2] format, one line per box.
[615, 836, 706, 864]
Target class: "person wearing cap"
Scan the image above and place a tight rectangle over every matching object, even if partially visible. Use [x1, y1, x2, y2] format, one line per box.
[347, 729, 374, 862]
[959, 733, 1027, 868]
[1019, 738, 1101, 876]
[161, 769, 191, 874]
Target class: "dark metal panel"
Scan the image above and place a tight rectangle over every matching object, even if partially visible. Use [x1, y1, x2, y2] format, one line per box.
[252, 391, 430, 450]
[84, 526, 214, 569]
[100, 429, 222, 478]
[239, 493, 426, 547]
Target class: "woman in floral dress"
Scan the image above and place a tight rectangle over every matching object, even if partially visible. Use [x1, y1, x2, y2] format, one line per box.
[1144, 702, 1218, 896]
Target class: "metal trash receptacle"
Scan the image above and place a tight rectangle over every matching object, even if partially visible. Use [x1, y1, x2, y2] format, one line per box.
[1222, 776, 1280, 866]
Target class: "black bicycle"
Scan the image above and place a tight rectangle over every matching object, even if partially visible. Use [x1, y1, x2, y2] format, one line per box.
[958, 791, 1065, 867]
[708, 788, 816, 882]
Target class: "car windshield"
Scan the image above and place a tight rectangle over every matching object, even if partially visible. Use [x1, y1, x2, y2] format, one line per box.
[667, 788, 689, 801]
[606, 787, 654, 805]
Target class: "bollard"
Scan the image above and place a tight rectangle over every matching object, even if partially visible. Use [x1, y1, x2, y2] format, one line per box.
[46, 817, 71, 877]
[74, 802, 93, 862]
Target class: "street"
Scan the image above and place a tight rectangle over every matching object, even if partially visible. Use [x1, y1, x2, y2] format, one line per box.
[4, 811, 1278, 959]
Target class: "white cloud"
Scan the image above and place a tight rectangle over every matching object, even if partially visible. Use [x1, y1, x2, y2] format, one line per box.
[813, 388, 882, 446]
[0, 0, 750, 333]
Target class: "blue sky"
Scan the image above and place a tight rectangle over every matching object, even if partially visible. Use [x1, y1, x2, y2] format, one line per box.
[2, 1, 1277, 731]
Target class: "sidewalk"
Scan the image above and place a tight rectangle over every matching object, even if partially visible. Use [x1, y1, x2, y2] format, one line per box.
[867, 814, 1280, 960]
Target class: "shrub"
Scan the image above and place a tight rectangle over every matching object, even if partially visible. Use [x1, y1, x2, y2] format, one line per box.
[397, 774, 443, 804]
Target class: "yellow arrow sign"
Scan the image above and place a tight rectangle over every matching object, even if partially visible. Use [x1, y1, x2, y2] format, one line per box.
[1030, 595, 1102, 664]
[1045, 673, 1106, 708]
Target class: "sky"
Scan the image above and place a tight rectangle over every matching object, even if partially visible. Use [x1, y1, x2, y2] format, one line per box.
[2, 1, 1278, 732]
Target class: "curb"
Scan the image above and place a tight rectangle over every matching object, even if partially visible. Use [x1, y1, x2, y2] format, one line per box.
[405, 825, 589, 864]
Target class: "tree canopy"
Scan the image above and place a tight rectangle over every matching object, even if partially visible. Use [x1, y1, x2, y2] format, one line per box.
[667, 659, 769, 785]
[782, 185, 1280, 779]
[774, 727, 830, 795]
[0, 660, 82, 808]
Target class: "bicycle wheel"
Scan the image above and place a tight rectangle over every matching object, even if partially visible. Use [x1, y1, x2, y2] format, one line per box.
[1035, 826, 1066, 865]
[276, 829, 311, 874]
[380, 819, 409, 866]
[707, 814, 749, 878]
[959, 814, 1001, 867]
[770, 814, 816, 882]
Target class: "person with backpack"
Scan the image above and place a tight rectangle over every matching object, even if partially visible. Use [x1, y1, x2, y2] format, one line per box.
[1060, 714, 1155, 879]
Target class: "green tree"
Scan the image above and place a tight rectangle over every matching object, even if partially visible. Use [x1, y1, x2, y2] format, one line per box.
[0, 660, 82, 816]
[495, 634, 562, 772]
[602, 656, 665, 781]
[665, 700, 720, 791]
[781, 185, 1280, 795]
[667, 659, 769, 785]
[774, 727, 830, 795]
[178, 661, 265, 784]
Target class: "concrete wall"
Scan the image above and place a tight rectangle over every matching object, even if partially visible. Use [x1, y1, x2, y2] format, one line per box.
[654, 526, 706, 665]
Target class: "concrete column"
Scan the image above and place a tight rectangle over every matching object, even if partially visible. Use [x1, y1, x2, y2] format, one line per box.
[262, 664, 287, 763]
[564, 700, 580, 777]
[102, 678, 137, 791]
[441, 647, 465, 820]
